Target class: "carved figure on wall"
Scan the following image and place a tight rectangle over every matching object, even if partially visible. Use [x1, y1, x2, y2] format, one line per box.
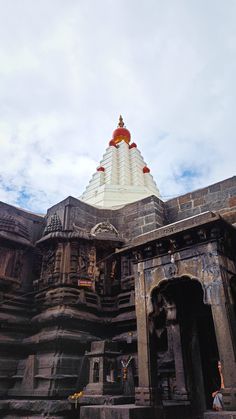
[41, 248, 55, 281]
[87, 247, 96, 278]
[201, 252, 220, 279]
[110, 260, 117, 281]
[77, 246, 87, 276]
[133, 250, 142, 261]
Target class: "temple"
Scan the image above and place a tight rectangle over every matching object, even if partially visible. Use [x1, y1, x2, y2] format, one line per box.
[0, 118, 236, 419]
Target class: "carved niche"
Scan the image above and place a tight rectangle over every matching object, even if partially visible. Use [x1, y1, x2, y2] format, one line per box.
[77, 244, 98, 290]
[40, 247, 56, 284]
[13, 249, 24, 279]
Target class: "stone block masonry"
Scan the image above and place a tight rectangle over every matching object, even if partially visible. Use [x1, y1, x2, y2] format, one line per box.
[165, 176, 236, 224]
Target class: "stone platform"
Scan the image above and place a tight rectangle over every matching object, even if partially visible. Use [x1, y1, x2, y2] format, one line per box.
[80, 404, 164, 419]
[79, 395, 134, 405]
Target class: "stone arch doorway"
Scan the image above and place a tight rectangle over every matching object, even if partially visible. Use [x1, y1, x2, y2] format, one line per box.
[149, 277, 219, 412]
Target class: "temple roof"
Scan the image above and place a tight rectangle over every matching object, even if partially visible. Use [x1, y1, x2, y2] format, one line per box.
[80, 117, 160, 208]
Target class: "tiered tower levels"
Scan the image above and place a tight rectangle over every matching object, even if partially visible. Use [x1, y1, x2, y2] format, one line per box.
[80, 116, 160, 208]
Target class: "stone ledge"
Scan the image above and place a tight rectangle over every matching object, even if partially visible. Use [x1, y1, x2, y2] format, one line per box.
[0, 399, 71, 414]
[204, 411, 236, 418]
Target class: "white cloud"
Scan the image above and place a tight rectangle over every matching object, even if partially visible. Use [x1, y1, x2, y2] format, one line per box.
[0, 0, 235, 212]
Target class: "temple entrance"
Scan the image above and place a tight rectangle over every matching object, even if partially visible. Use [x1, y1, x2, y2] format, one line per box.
[150, 277, 219, 413]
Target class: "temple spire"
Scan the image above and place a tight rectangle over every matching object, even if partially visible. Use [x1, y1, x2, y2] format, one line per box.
[80, 118, 160, 208]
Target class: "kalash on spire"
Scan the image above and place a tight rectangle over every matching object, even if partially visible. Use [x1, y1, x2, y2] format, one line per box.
[110, 115, 131, 145]
[80, 116, 160, 208]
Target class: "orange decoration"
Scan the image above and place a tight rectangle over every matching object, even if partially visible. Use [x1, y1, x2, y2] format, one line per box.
[129, 142, 137, 149]
[109, 139, 117, 147]
[143, 166, 150, 173]
[111, 115, 131, 145]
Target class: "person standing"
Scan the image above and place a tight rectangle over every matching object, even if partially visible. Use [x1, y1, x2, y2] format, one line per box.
[212, 361, 225, 411]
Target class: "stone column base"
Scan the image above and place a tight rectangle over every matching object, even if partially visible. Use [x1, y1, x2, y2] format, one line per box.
[135, 386, 159, 406]
[83, 382, 122, 395]
[222, 388, 236, 411]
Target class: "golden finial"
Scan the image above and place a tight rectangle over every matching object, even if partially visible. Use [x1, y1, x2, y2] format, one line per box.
[118, 115, 125, 128]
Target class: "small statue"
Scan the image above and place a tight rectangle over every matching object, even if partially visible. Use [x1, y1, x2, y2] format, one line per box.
[87, 247, 96, 278]
[121, 356, 135, 395]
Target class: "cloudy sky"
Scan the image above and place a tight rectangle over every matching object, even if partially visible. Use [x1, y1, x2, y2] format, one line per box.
[0, 0, 235, 213]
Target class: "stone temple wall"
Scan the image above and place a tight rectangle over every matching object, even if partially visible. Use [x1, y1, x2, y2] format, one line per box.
[165, 176, 236, 224]
[44, 176, 236, 244]
[45, 194, 165, 241]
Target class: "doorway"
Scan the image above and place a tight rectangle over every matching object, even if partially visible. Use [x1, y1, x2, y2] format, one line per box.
[150, 277, 219, 413]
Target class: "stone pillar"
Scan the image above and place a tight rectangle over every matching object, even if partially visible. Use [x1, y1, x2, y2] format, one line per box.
[170, 323, 189, 400]
[54, 243, 63, 274]
[210, 279, 236, 410]
[62, 242, 71, 284]
[135, 264, 157, 406]
[190, 320, 206, 412]
[21, 355, 37, 391]
[165, 301, 189, 400]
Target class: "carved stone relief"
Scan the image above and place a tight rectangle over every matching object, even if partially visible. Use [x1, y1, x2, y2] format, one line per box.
[13, 249, 24, 279]
[87, 247, 96, 278]
[90, 221, 119, 237]
[41, 247, 55, 282]
[203, 278, 223, 305]
[0, 246, 16, 277]
[201, 251, 220, 279]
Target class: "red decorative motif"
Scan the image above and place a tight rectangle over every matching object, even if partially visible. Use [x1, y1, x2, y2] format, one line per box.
[97, 166, 105, 172]
[143, 166, 150, 173]
[109, 139, 117, 147]
[129, 142, 137, 149]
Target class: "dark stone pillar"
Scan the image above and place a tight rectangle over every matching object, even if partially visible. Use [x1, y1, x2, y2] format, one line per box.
[164, 300, 189, 401]
[189, 320, 206, 412]
[210, 280, 236, 410]
[170, 323, 189, 400]
[135, 264, 159, 407]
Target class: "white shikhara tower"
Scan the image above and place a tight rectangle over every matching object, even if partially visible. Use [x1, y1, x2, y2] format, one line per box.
[80, 116, 160, 208]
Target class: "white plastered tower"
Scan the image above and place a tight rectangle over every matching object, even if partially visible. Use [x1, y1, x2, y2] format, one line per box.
[80, 116, 160, 208]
